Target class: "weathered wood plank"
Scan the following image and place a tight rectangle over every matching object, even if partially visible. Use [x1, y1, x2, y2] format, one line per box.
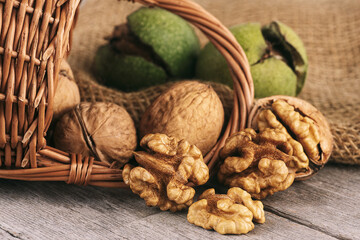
[0, 180, 336, 240]
[261, 164, 360, 240]
[121, 211, 337, 240]
[0, 181, 159, 240]
[0, 225, 22, 240]
[0, 164, 357, 239]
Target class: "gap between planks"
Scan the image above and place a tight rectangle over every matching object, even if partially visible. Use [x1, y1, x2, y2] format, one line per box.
[264, 205, 349, 240]
[0, 225, 23, 240]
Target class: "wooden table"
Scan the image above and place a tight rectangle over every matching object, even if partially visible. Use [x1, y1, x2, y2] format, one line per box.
[1, 163, 359, 239]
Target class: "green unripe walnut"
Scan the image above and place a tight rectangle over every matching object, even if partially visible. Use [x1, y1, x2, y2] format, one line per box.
[252, 58, 296, 96]
[95, 45, 167, 90]
[95, 7, 200, 92]
[196, 21, 308, 98]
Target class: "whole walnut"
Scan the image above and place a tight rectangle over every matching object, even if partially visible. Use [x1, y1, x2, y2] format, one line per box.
[53, 60, 80, 120]
[54, 102, 137, 166]
[139, 81, 224, 155]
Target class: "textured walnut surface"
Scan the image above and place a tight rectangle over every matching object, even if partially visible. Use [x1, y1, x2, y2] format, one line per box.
[187, 187, 265, 234]
[54, 102, 137, 166]
[218, 128, 303, 199]
[139, 81, 224, 155]
[123, 134, 209, 211]
[248, 96, 333, 179]
[53, 60, 80, 120]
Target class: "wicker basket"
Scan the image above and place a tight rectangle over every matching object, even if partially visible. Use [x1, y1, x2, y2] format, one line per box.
[0, 0, 253, 188]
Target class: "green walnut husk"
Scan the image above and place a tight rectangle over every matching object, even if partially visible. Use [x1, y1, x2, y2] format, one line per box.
[95, 7, 200, 92]
[196, 21, 308, 98]
[95, 45, 167, 90]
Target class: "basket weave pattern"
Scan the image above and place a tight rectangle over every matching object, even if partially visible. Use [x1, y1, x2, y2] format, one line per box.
[0, 0, 126, 188]
[0, 0, 79, 169]
[0, 0, 253, 187]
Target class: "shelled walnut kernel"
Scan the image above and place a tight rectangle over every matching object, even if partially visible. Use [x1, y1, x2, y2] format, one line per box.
[123, 133, 209, 212]
[218, 96, 333, 199]
[187, 187, 265, 234]
[248, 96, 333, 180]
[218, 128, 301, 199]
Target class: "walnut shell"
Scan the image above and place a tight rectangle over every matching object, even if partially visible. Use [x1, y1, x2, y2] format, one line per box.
[248, 95, 333, 180]
[139, 81, 224, 155]
[54, 102, 137, 166]
[53, 60, 80, 120]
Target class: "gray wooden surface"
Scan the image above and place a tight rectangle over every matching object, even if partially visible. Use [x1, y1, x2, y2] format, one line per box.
[0, 163, 359, 240]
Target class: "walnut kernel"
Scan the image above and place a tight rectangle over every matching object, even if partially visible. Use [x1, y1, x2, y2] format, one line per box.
[123, 133, 209, 212]
[218, 128, 300, 199]
[187, 187, 265, 234]
[248, 96, 333, 179]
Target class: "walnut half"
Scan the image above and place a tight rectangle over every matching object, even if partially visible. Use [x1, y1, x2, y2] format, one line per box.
[218, 97, 333, 199]
[218, 128, 300, 199]
[187, 187, 265, 235]
[123, 134, 209, 212]
[248, 96, 333, 180]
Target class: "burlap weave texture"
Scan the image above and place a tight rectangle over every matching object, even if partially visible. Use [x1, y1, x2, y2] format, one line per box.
[68, 0, 360, 165]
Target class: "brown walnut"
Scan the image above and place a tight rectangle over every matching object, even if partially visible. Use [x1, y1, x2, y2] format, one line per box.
[139, 81, 224, 155]
[248, 96, 333, 180]
[53, 60, 80, 120]
[123, 133, 209, 212]
[187, 187, 265, 235]
[218, 128, 304, 199]
[54, 102, 137, 166]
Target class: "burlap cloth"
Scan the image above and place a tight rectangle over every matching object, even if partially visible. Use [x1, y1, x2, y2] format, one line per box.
[67, 0, 360, 165]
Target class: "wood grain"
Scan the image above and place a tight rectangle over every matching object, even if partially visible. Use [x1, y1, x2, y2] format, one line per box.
[0, 164, 358, 239]
[262, 164, 360, 240]
[0, 227, 21, 240]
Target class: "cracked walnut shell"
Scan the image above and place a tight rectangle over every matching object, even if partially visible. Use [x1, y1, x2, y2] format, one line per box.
[187, 187, 265, 235]
[218, 128, 301, 199]
[248, 96, 333, 180]
[123, 133, 209, 212]
[54, 102, 137, 166]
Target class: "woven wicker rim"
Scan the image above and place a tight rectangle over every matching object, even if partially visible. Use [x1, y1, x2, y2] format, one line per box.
[0, 0, 253, 188]
[140, 0, 254, 171]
